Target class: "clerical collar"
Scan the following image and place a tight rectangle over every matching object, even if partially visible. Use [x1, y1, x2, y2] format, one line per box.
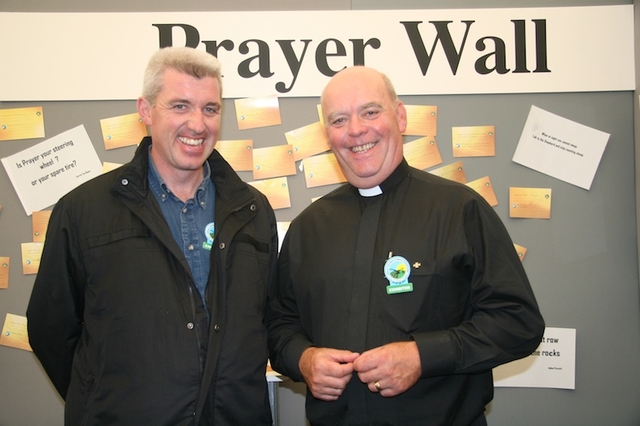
[358, 186, 383, 197]
[356, 159, 410, 197]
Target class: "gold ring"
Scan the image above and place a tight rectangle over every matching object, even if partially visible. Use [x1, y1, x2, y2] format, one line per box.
[374, 381, 381, 390]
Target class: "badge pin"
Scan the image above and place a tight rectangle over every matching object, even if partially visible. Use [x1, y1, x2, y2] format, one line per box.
[203, 222, 215, 250]
[383, 255, 413, 294]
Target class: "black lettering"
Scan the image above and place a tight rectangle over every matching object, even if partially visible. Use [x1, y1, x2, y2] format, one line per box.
[475, 36, 509, 74]
[512, 20, 529, 73]
[202, 39, 235, 58]
[237, 39, 274, 78]
[400, 20, 474, 75]
[350, 38, 382, 65]
[152, 23, 200, 48]
[533, 19, 550, 72]
[315, 38, 347, 77]
[275, 39, 312, 93]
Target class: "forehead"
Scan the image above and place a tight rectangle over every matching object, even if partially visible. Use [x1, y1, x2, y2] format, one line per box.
[159, 68, 220, 99]
[323, 72, 390, 113]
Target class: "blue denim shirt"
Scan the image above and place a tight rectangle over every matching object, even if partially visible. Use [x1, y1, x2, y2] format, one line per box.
[148, 153, 215, 306]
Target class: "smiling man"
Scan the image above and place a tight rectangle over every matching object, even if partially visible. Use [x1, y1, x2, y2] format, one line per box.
[267, 66, 544, 426]
[27, 47, 278, 426]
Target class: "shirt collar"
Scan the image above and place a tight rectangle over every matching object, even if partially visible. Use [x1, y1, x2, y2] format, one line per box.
[147, 146, 212, 209]
[357, 159, 410, 197]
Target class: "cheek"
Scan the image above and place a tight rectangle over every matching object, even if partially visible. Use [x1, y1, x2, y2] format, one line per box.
[205, 116, 221, 132]
[326, 129, 347, 150]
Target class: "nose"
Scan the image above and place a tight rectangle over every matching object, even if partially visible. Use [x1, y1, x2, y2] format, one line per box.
[188, 109, 206, 134]
[347, 117, 367, 137]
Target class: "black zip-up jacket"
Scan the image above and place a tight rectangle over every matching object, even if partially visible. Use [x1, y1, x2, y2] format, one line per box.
[27, 137, 277, 425]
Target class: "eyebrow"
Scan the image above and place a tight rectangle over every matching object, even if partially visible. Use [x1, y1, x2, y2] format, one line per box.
[169, 98, 221, 109]
[359, 102, 383, 111]
[326, 102, 384, 123]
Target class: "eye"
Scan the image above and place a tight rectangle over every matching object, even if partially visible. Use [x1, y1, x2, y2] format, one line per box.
[330, 117, 346, 127]
[364, 109, 380, 118]
[204, 106, 220, 115]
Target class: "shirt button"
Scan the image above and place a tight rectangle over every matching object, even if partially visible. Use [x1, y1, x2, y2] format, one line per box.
[182, 207, 188, 214]
[186, 322, 194, 330]
[188, 244, 194, 251]
[213, 324, 220, 331]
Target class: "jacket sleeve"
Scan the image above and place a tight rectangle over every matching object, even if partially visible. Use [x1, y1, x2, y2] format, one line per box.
[26, 198, 84, 399]
[412, 196, 545, 378]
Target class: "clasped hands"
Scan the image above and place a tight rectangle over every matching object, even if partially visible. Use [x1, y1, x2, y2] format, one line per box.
[298, 341, 421, 401]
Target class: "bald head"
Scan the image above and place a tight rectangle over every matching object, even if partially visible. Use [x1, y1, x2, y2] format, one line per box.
[321, 67, 398, 114]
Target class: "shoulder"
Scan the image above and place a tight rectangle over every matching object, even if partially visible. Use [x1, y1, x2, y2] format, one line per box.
[298, 184, 355, 216]
[408, 167, 486, 203]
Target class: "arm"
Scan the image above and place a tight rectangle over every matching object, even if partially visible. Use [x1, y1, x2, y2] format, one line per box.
[26, 199, 84, 399]
[266, 231, 359, 398]
[414, 197, 545, 378]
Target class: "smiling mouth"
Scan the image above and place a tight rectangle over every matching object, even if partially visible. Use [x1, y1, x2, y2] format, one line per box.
[178, 136, 204, 147]
[351, 142, 375, 153]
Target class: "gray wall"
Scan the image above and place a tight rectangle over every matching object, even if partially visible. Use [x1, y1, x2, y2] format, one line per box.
[1, 1, 638, 425]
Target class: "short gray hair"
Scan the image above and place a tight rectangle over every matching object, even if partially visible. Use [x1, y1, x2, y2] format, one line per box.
[141, 47, 222, 105]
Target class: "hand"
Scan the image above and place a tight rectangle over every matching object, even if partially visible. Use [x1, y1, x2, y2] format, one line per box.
[299, 347, 360, 401]
[353, 341, 421, 397]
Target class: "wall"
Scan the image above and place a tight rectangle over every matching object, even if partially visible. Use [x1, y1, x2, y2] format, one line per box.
[1, 1, 638, 425]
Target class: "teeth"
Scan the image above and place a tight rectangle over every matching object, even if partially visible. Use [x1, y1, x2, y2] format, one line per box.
[178, 137, 204, 146]
[351, 142, 375, 153]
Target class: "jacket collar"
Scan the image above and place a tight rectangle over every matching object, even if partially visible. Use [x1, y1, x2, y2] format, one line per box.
[111, 137, 255, 213]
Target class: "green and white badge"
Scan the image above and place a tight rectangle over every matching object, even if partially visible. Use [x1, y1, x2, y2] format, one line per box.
[384, 255, 413, 294]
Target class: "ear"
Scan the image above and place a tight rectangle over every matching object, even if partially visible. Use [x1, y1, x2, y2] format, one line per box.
[137, 97, 153, 126]
[395, 101, 407, 134]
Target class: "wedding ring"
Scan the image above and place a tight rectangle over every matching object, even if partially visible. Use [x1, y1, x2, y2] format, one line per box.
[374, 381, 381, 390]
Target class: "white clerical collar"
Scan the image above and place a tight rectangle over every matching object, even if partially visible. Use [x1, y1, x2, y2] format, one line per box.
[358, 186, 383, 197]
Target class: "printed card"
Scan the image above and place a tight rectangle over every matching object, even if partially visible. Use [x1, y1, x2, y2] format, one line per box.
[252, 144, 297, 180]
[0, 257, 9, 289]
[248, 177, 291, 210]
[284, 121, 330, 162]
[403, 105, 437, 136]
[429, 161, 467, 184]
[452, 125, 496, 157]
[404, 137, 442, 170]
[216, 139, 254, 172]
[494, 327, 576, 389]
[466, 176, 498, 206]
[513, 243, 528, 262]
[302, 153, 347, 188]
[0, 107, 45, 141]
[509, 187, 552, 219]
[100, 112, 147, 150]
[21, 242, 43, 275]
[0, 313, 32, 351]
[31, 210, 52, 242]
[235, 95, 282, 130]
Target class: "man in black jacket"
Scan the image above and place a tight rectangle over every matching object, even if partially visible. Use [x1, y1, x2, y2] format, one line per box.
[267, 66, 544, 425]
[27, 47, 277, 425]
